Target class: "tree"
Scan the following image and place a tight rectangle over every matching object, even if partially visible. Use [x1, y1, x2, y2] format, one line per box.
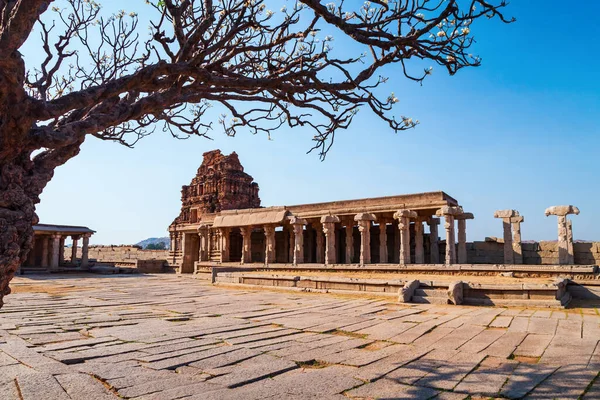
[0, 0, 512, 306]
[146, 242, 167, 250]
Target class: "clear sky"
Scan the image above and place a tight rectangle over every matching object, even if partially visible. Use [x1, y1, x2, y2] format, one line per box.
[28, 0, 600, 245]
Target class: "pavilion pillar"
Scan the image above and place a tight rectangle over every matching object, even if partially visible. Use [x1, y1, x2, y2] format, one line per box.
[379, 220, 388, 264]
[50, 234, 60, 270]
[494, 210, 520, 264]
[314, 223, 324, 264]
[455, 212, 474, 264]
[59, 236, 65, 264]
[288, 227, 294, 263]
[321, 215, 340, 265]
[170, 232, 176, 252]
[264, 225, 276, 265]
[81, 233, 91, 270]
[291, 217, 307, 265]
[394, 210, 417, 265]
[198, 225, 209, 262]
[428, 218, 440, 264]
[436, 206, 461, 265]
[240, 226, 252, 264]
[414, 218, 425, 264]
[71, 236, 79, 263]
[545, 205, 579, 265]
[355, 213, 376, 266]
[219, 228, 230, 263]
[345, 221, 354, 264]
[511, 216, 524, 264]
[41, 236, 49, 267]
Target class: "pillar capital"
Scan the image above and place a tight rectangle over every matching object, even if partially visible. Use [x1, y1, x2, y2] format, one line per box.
[544, 205, 580, 217]
[289, 216, 307, 226]
[436, 206, 462, 217]
[354, 213, 376, 222]
[427, 217, 440, 226]
[320, 215, 340, 224]
[393, 209, 417, 220]
[494, 209, 519, 219]
[455, 212, 474, 220]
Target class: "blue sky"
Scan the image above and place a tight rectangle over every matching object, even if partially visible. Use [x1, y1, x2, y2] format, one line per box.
[29, 0, 600, 245]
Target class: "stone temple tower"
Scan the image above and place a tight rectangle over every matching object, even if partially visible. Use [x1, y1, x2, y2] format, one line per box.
[171, 150, 260, 225]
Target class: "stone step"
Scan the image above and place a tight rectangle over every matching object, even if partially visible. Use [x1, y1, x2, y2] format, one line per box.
[414, 288, 448, 297]
[411, 295, 450, 305]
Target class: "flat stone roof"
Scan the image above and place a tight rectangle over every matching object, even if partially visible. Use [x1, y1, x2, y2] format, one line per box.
[33, 224, 95, 235]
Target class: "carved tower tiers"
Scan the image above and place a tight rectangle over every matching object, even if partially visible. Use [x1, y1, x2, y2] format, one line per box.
[171, 150, 260, 225]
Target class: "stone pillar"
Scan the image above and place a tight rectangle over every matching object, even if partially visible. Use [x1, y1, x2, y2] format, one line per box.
[240, 226, 252, 264]
[455, 212, 474, 264]
[494, 210, 520, 264]
[379, 220, 388, 264]
[71, 236, 79, 263]
[414, 218, 425, 264]
[511, 216, 524, 264]
[264, 225, 276, 265]
[321, 215, 340, 265]
[345, 222, 354, 264]
[394, 210, 417, 265]
[198, 225, 209, 262]
[58, 236, 65, 264]
[219, 228, 230, 263]
[355, 213, 376, 266]
[81, 233, 91, 270]
[170, 232, 176, 252]
[314, 223, 324, 264]
[545, 205, 579, 265]
[288, 227, 294, 263]
[436, 206, 462, 265]
[428, 218, 440, 264]
[290, 217, 307, 265]
[50, 234, 61, 270]
[393, 226, 400, 263]
[41, 236, 49, 267]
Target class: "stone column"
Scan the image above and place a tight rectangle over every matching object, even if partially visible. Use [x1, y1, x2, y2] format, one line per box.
[71, 235, 79, 263]
[414, 218, 425, 264]
[288, 227, 294, 263]
[379, 220, 388, 264]
[545, 205, 580, 265]
[436, 206, 462, 265]
[345, 221, 354, 264]
[219, 228, 230, 263]
[355, 213, 376, 266]
[511, 216, 524, 264]
[290, 217, 307, 265]
[455, 212, 474, 264]
[198, 225, 209, 261]
[58, 236, 65, 264]
[240, 226, 252, 264]
[40, 236, 49, 267]
[50, 234, 61, 270]
[428, 218, 440, 264]
[494, 210, 520, 264]
[394, 210, 417, 265]
[314, 223, 324, 264]
[81, 233, 91, 270]
[321, 215, 340, 265]
[264, 225, 276, 265]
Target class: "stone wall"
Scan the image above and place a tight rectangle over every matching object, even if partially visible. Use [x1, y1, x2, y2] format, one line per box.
[65, 245, 169, 265]
[463, 241, 600, 265]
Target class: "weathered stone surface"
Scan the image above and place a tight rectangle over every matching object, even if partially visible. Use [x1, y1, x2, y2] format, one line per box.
[346, 378, 439, 399]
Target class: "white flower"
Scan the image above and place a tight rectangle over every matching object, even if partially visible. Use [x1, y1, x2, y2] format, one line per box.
[280, 5, 286, 12]
[446, 55, 455, 62]
[324, 35, 333, 41]
[461, 27, 470, 35]
[416, 13, 425, 19]
[265, 10, 274, 17]
[437, 31, 446, 37]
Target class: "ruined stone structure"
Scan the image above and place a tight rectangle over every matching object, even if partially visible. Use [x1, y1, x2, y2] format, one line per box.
[23, 224, 95, 272]
[172, 150, 260, 225]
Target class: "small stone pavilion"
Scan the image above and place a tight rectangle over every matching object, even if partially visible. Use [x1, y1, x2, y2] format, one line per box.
[22, 224, 95, 272]
[169, 150, 473, 273]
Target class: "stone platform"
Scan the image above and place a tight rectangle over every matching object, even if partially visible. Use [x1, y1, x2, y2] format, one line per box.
[1, 274, 600, 399]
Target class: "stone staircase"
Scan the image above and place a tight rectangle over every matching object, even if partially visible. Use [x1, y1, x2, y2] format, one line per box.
[411, 287, 451, 305]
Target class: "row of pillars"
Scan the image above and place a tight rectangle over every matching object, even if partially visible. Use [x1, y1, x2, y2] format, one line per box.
[30, 233, 91, 269]
[494, 205, 580, 265]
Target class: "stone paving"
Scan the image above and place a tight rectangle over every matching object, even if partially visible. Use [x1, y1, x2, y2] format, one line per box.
[1, 274, 599, 399]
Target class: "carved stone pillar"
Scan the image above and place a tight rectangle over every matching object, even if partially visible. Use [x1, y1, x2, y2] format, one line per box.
[394, 210, 417, 265]
[355, 213, 376, 266]
[170, 232, 176, 252]
[264, 225, 276, 265]
[197, 225, 208, 262]
[71, 236, 79, 263]
[41, 236, 49, 267]
[219, 228, 230, 263]
[321, 215, 340, 265]
[81, 233, 91, 270]
[436, 206, 462, 265]
[511, 216, 524, 264]
[240, 227, 252, 264]
[345, 222, 354, 264]
[314, 223, 324, 264]
[494, 210, 519, 264]
[290, 217, 307, 265]
[414, 218, 425, 264]
[545, 205, 579, 264]
[379, 220, 388, 264]
[428, 218, 440, 264]
[59, 236, 65, 264]
[50, 234, 61, 270]
[455, 212, 474, 264]
[288, 227, 294, 263]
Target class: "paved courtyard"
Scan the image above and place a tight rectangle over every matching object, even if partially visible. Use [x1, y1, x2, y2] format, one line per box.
[0, 274, 599, 399]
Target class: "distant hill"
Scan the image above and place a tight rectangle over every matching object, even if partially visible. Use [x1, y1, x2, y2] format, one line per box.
[136, 237, 170, 250]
